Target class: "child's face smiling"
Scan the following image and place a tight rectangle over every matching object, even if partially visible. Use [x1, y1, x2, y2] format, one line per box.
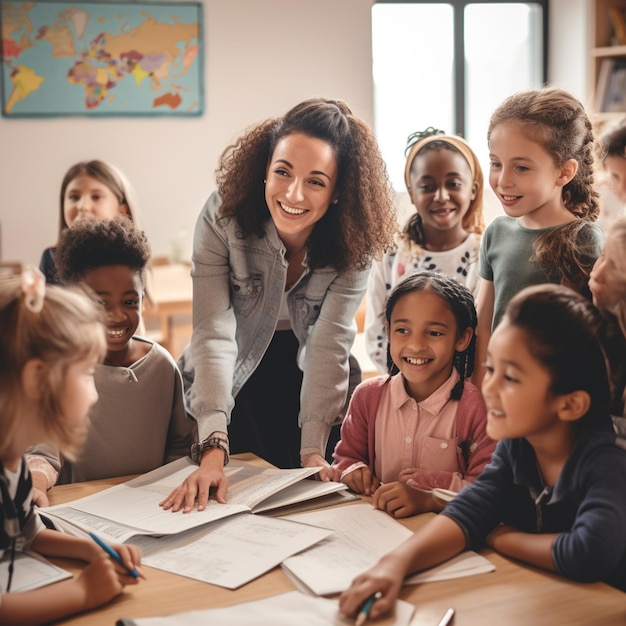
[388, 289, 471, 402]
[83, 265, 143, 366]
[408, 148, 475, 248]
[488, 122, 574, 228]
[482, 321, 564, 443]
[63, 174, 127, 228]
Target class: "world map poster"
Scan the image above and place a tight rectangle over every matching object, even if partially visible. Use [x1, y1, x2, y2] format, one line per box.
[0, 1, 203, 116]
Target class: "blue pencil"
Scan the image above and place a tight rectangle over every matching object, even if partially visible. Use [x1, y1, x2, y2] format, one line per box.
[355, 591, 382, 626]
[89, 531, 144, 579]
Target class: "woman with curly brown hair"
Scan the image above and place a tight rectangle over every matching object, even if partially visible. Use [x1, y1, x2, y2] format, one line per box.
[161, 98, 396, 512]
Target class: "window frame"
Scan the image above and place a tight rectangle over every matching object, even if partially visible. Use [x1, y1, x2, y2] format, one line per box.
[373, 0, 549, 136]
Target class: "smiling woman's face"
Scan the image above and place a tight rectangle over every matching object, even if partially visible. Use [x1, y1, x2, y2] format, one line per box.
[264, 132, 338, 248]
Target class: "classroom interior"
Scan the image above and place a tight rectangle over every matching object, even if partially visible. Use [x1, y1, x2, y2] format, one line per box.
[0, 0, 611, 364]
[2, 2, 626, 622]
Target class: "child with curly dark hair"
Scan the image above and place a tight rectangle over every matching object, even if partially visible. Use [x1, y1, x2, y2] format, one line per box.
[27, 218, 195, 506]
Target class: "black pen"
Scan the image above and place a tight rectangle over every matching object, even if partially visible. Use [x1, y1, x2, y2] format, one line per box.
[355, 591, 382, 626]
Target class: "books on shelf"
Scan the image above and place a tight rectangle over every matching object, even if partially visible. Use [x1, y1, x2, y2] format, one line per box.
[609, 7, 626, 46]
[602, 59, 626, 113]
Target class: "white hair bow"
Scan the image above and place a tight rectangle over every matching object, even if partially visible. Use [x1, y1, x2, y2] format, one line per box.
[21, 266, 46, 313]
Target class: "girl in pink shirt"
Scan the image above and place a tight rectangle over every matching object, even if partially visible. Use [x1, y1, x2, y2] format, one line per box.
[332, 270, 494, 518]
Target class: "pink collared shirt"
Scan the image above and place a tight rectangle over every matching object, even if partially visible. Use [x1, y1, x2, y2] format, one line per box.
[374, 371, 460, 483]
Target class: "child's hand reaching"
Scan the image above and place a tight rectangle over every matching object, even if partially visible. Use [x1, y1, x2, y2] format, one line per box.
[339, 554, 405, 622]
[340, 466, 380, 495]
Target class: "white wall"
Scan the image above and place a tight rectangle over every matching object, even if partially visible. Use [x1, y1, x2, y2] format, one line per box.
[0, 0, 375, 264]
[0, 0, 586, 265]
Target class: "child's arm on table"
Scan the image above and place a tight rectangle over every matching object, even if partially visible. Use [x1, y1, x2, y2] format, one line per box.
[339, 514, 466, 621]
[0, 532, 142, 626]
[486, 525, 556, 571]
[25, 446, 60, 507]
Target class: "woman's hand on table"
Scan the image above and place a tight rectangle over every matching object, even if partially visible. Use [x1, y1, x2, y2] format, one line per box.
[159, 448, 228, 513]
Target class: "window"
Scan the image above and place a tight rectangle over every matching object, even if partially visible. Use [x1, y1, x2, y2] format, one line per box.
[372, 1, 547, 190]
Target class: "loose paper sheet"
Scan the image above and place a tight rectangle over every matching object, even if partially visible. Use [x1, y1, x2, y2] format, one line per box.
[0, 551, 71, 592]
[138, 513, 333, 589]
[281, 504, 494, 596]
[116, 590, 415, 626]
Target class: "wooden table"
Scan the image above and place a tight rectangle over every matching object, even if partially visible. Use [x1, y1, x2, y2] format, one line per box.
[143, 263, 193, 355]
[47, 457, 626, 626]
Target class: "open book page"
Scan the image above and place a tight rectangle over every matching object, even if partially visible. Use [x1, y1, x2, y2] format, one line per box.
[116, 590, 415, 626]
[281, 504, 494, 596]
[224, 459, 339, 510]
[0, 551, 72, 592]
[40, 507, 154, 544]
[137, 513, 333, 589]
[40, 457, 331, 538]
[253, 479, 350, 514]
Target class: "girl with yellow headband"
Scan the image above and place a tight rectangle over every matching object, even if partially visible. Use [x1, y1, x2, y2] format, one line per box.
[364, 127, 485, 373]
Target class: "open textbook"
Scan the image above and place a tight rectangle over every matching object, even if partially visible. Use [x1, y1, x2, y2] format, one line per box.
[281, 504, 496, 596]
[115, 590, 416, 626]
[41, 457, 348, 542]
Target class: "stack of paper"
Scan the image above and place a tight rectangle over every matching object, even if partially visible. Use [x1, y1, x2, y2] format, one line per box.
[40, 458, 350, 588]
[281, 504, 495, 596]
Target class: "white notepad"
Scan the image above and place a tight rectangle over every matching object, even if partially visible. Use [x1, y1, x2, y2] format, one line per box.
[0, 550, 72, 592]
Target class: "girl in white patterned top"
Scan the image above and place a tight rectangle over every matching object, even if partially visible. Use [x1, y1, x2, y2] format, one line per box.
[365, 128, 485, 373]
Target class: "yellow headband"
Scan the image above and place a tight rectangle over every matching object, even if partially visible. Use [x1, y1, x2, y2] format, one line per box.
[403, 134, 483, 198]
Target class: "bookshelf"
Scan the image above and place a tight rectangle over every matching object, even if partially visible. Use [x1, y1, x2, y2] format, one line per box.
[590, 0, 626, 123]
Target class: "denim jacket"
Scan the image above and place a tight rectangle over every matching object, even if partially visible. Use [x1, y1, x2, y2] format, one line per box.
[178, 192, 369, 459]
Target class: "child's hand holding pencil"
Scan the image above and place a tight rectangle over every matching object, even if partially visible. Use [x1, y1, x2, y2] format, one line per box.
[89, 532, 145, 582]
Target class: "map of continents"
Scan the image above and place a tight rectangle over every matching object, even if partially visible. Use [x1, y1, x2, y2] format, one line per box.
[1, 1, 202, 116]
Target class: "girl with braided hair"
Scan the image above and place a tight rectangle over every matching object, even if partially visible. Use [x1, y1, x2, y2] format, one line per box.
[475, 86, 604, 385]
[332, 271, 494, 519]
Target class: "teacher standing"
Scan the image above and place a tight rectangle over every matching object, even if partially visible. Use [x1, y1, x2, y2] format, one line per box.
[162, 98, 396, 512]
